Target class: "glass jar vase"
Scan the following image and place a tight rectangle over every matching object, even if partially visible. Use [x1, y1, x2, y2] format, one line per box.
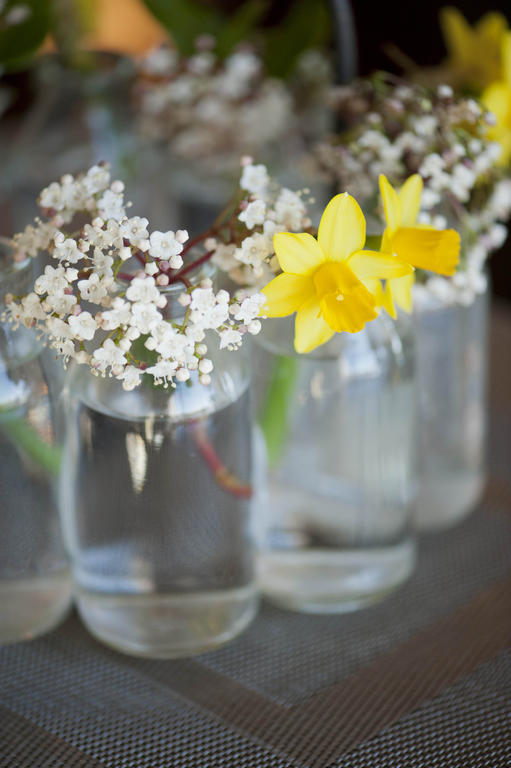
[413, 283, 489, 530]
[0, 54, 163, 234]
[254, 313, 417, 613]
[59, 340, 257, 658]
[0, 240, 72, 644]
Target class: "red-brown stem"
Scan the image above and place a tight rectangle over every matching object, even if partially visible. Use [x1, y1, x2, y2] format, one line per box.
[192, 423, 252, 499]
[117, 271, 135, 282]
[134, 250, 146, 267]
[180, 229, 215, 257]
[173, 275, 192, 290]
[168, 250, 214, 284]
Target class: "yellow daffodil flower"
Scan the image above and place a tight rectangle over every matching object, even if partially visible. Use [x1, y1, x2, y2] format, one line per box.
[440, 7, 508, 91]
[378, 174, 461, 317]
[483, 33, 511, 166]
[261, 193, 413, 353]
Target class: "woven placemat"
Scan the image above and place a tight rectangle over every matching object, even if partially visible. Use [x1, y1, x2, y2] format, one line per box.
[1, 304, 510, 768]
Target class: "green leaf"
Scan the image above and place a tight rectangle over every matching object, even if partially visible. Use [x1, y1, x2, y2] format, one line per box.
[143, 0, 223, 56]
[264, 0, 331, 78]
[129, 333, 158, 368]
[259, 355, 298, 468]
[0, 0, 52, 71]
[215, 0, 267, 59]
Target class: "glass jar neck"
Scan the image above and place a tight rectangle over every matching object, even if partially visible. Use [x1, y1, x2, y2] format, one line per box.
[34, 53, 135, 107]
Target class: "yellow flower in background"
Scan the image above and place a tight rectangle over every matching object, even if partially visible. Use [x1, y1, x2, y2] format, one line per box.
[483, 33, 511, 165]
[42, 0, 165, 57]
[378, 174, 461, 316]
[440, 7, 509, 91]
[261, 194, 413, 353]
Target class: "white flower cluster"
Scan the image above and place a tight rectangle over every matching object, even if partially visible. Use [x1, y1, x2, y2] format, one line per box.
[316, 79, 510, 306]
[136, 43, 293, 167]
[211, 160, 311, 285]
[3, 165, 265, 390]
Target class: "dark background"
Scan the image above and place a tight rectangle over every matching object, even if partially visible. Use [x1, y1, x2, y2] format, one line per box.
[351, 0, 511, 300]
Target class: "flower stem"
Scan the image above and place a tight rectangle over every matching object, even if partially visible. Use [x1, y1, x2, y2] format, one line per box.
[192, 422, 252, 499]
[259, 355, 299, 468]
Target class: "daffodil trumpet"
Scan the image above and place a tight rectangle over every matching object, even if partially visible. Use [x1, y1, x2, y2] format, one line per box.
[377, 174, 461, 318]
[261, 193, 413, 353]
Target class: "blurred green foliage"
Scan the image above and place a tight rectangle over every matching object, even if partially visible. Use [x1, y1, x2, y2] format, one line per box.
[144, 0, 331, 77]
[0, 0, 332, 77]
[0, 0, 52, 71]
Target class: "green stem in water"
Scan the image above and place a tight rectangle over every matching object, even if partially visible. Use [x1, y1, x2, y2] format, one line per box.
[259, 355, 298, 469]
[0, 415, 62, 476]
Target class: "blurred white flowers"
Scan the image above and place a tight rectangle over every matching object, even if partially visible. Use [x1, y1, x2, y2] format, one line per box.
[136, 43, 293, 166]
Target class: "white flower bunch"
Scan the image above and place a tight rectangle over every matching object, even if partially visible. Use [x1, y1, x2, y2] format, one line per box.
[136, 42, 293, 167]
[315, 77, 510, 305]
[3, 165, 265, 390]
[210, 158, 311, 286]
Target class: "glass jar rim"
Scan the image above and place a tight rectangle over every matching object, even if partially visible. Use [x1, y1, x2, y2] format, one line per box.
[35, 52, 135, 95]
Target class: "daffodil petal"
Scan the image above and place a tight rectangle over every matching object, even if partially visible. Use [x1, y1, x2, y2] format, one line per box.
[294, 296, 335, 353]
[317, 193, 366, 261]
[361, 277, 385, 307]
[440, 7, 475, 70]
[391, 227, 460, 275]
[382, 281, 397, 319]
[478, 13, 509, 61]
[320, 285, 377, 334]
[347, 250, 413, 280]
[399, 175, 423, 227]
[389, 273, 414, 313]
[379, 175, 402, 234]
[273, 232, 325, 276]
[503, 31, 511, 84]
[483, 81, 511, 122]
[482, 81, 511, 164]
[260, 273, 314, 317]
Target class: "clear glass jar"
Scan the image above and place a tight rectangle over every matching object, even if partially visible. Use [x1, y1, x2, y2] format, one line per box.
[0, 54, 163, 233]
[254, 313, 417, 613]
[58, 325, 257, 658]
[0, 239, 72, 644]
[413, 284, 489, 530]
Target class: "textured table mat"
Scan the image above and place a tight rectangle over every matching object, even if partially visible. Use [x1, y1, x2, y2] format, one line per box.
[1, 304, 510, 768]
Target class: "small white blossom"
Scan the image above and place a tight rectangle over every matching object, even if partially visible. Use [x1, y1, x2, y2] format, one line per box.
[240, 164, 269, 195]
[129, 302, 162, 334]
[97, 190, 125, 221]
[92, 339, 127, 372]
[78, 273, 113, 303]
[238, 199, 266, 229]
[120, 216, 150, 248]
[219, 328, 243, 349]
[118, 365, 143, 391]
[126, 276, 161, 305]
[34, 265, 69, 296]
[149, 231, 184, 268]
[54, 238, 82, 264]
[68, 311, 98, 341]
